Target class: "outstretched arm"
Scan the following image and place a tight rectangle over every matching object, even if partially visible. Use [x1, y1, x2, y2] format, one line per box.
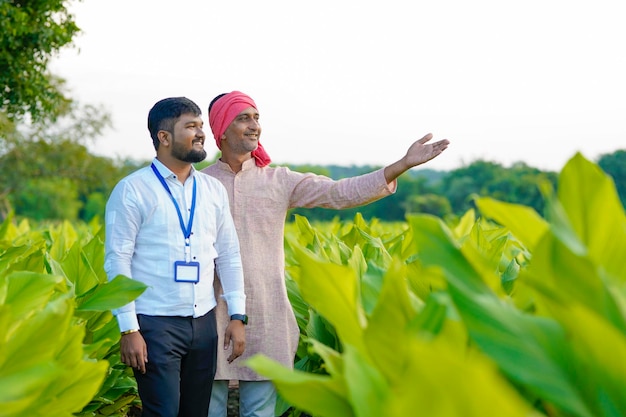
[383, 133, 450, 183]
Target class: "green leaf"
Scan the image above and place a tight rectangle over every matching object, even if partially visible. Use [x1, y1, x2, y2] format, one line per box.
[542, 299, 626, 416]
[246, 355, 354, 417]
[557, 153, 626, 282]
[76, 275, 147, 312]
[2, 271, 64, 321]
[474, 197, 549, 252]
[525, 234, 626, 333]
[387, 338, 534, 417]
[364, 259, 417, 383]
[343, 345, 389, 417]
[61, 241, 101, 298]
[292, 247, 365, 350]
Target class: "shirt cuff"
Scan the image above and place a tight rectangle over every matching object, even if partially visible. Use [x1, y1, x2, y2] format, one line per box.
[378, 168, 397, 193]
[221, 291, 246, 317]
[116, 311, 140, 333]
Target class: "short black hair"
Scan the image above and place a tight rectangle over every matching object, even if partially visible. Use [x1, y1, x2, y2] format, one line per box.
[208, 93, 227, 115]
[147, 97, 202, 150]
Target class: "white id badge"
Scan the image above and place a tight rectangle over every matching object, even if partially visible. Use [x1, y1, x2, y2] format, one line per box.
[174, 261, 200, 283]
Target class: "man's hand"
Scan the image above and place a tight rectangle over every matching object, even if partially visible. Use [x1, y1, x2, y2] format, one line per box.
[224, 320, 246, 363]
[403, 133, 450, 167]
[384, 133, 450, 183]
[120, 331, 148, 374]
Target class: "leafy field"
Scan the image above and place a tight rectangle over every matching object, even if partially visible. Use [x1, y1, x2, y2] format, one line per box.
[1, 153, 625, 417]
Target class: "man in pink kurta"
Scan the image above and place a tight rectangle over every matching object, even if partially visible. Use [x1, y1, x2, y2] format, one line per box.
[202, 91, 450, 417]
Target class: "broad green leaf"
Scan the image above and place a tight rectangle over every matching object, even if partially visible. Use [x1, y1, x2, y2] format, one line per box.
[0, 211, 20, 244]
[408, 291, 454, 338]
[285, 275, 310, 332]
[41, 359, 108, 416]
[558, 153, 626, 282]
[82, 232, 107, 283]
[353, 227, 392, 268]
[387, 338, 536, 417]
[76, 275, 147, 312]
[292, 215, 328, 259]
[292, 247, 365, 350]
[450, 287, 594, 417]
[61, 242, 101, 298]
[343, 345, 389, 417]
[305, 312, 338, 350]
[1, 297, 73, 375]
[0, 363, 62, 415]
[365, 259, 416, 383]
[542, 299, 626, 417]
[0, 243, 47, 276]
[408, 215, 501, 297]
[307, 338, 343, 377]
[48, 220, 79, 262]
[405, 261, 447, 300]
[409, 214, 595, 417]
[2, 271, 64, 321]
[525, 234, 626, 333]
[451, 208, 476, 239]
[346, 244, 367, 281]
[360, 261, 384, 315]
[247, 355, 354, 417]
[474, 197, 549, 252]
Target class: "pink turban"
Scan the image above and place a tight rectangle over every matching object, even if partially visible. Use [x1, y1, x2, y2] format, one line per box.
[208, 91, 271, 167]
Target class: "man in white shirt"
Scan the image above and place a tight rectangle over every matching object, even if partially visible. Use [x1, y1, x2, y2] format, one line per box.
[104, 97, 247, 417]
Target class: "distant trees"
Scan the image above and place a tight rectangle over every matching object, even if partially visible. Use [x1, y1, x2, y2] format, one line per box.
[287, 151, 626, 223]
[0, 0, 148, 222]
[439, 161, 558, 216]
[598, 150, 626, 208]
[0, 123, 145, 221]
[0, 0, 79, 122]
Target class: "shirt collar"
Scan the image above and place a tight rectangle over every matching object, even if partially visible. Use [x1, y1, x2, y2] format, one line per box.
[215, 157, 257, 173]
[152, 157, 196, 180]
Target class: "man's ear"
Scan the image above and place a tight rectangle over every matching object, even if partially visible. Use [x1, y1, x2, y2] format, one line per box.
[158, 130, 170, 146]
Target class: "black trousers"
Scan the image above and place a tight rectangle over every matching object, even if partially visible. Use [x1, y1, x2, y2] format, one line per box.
[134, 310, 218, 417]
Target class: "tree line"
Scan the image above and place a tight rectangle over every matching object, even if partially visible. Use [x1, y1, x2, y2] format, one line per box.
[1, 136, 624, 223]
[287, 152, 625, 222]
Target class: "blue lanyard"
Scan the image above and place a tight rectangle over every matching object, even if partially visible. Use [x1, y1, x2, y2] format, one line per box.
[151, 163, 196, 260]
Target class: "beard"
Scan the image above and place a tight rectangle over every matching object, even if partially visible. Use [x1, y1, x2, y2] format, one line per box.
[171, 139, 207, 163]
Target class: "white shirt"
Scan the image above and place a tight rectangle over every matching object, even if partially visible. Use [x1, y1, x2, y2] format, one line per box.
[104, 158, 245, 332]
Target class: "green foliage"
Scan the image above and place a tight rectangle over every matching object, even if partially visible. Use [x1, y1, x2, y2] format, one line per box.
[0, 135, 145, 222]
[0, 0, 79, 122]
[249, 153, 626, 417]
[0, 217, 147, 417]
[598, 149, 626, 208]
[440, 160, 558, 215]
[0, 271, 109, 417]
[402, 193, 452, 217]
[13, 177, 82, 220]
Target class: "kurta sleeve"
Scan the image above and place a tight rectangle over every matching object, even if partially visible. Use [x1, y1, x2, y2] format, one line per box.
[287, 167, 396, 209]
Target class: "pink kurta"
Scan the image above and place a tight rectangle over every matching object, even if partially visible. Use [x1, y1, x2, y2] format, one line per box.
[202, 158, 396, 380]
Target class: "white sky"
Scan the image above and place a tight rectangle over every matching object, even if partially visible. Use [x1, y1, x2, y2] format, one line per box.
[50, 0, 626, 172]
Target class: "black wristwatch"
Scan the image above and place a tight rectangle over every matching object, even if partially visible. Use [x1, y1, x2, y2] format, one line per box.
[230, 314, 248, 325]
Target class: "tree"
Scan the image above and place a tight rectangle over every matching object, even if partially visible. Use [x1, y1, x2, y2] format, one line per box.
[0, 102, 144, 221]
[0, 0, 80, 122]
[402, 193, 452, 218]
[597, 149, 626, 208]
[439, 160, 557, 216]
